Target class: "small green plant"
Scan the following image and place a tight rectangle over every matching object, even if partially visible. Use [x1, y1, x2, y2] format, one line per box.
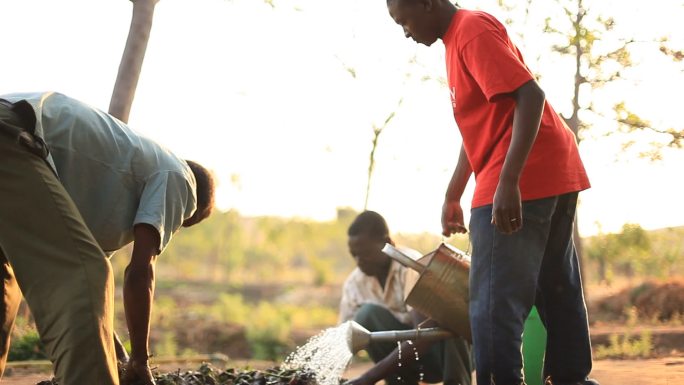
[594, 307, 653, 359]
[8, 328, 46, 361]
[595, 330, 652, 359]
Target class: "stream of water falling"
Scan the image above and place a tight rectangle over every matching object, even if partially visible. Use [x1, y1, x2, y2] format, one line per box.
[282, 323, 354, 385]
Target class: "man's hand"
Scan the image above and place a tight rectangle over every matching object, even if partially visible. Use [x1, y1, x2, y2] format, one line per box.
[442, 199, 468, 237]
[491, 179, 522, 234]
[442, 145, 472, 238]
[343, 375, 376, 385]
[121, 359, 156, 385]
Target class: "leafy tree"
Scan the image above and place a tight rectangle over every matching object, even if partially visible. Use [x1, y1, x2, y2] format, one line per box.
[644, 226, 684, 278]
[585, 224, 618, 284]
[492, 0, 684, 276]
[613, 223, 651, 277]
[157, 208, 357, 285]
[493, 0, 683, 152]
[584, 223, 671, 284]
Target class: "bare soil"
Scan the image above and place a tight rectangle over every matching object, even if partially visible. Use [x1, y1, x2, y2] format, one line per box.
[5, 280, 683, 384]
[355, 357, 684, 385]
[2, 357, 684, 385]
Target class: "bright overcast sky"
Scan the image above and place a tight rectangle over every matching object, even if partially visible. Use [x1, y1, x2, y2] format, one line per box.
[1, 0, 682, 237]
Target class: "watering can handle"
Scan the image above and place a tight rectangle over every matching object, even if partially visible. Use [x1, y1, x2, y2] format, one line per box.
[382, 243, 424, 273]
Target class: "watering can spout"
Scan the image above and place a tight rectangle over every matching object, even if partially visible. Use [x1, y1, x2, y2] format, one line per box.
[345, 320, 453, 354]
[381, 244, 424, 272]
[346, 320, 372, 354]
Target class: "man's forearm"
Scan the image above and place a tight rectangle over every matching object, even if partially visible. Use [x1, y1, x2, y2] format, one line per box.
[124, 224, 160, 363]
[445, 144, 473, 201]
[500, 80, 545, 184]
[124, 263, 155, 361]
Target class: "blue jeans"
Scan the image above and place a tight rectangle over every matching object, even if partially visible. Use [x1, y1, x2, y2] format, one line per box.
[469, 193, 594, 385]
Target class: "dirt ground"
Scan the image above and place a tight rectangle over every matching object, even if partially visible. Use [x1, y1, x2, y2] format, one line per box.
[348, 358, 684, 385]
[2, 357, 683, 385]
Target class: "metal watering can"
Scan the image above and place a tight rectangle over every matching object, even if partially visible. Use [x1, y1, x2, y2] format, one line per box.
[345, 243, 472, 354]
[347, 243, 472, 353]
[382, 242, 472, 342]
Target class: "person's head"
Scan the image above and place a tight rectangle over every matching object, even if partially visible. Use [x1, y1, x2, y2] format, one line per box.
[182, 160, 216, 227]
[386, 0, 457, 46]
[347, 211, 394, 278]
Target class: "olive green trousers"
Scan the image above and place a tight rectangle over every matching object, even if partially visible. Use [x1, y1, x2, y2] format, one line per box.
[0, 104, 119, 384]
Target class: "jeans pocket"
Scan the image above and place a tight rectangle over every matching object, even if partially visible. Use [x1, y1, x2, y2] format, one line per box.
[522, 196, 557, 225]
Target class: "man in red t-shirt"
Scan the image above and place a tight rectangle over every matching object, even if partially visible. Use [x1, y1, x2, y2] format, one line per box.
[385, 1, 598, 385]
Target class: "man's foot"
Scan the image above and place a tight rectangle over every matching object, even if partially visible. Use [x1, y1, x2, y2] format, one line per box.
[545, 377, 599, 385]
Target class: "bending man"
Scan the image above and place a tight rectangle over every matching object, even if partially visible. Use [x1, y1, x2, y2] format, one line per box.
[0, 91, 215, 385]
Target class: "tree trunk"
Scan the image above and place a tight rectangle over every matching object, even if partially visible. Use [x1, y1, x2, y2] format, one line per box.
[108, 0, 160, 364]
[561, 0, 590, 293]
[109, 0, 160, 123]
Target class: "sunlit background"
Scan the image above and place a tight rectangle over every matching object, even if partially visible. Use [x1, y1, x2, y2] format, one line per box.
[1, 0, 682, 237]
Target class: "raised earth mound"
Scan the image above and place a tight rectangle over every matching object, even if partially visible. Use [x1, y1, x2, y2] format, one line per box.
[590, 279, 684, 322]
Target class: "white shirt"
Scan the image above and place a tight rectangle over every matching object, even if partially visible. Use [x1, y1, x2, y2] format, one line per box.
[338, 246, 422, 325]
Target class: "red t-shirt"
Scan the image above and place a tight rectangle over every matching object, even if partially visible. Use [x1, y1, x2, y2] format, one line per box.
[444, 10, 590, 208]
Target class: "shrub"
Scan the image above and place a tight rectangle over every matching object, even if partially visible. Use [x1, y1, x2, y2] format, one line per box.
[8, 328, 46, 361]
[246, 302, 292, 361]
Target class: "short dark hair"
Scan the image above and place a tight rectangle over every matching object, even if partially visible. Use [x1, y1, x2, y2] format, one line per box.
[185, 160, 216, 226]
[348, 211, 390, 240]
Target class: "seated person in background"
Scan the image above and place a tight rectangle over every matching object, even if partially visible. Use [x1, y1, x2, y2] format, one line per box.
[339, 211, 472, 385]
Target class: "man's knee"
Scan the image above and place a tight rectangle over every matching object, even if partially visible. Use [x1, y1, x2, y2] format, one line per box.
[352, 303, 390, 329]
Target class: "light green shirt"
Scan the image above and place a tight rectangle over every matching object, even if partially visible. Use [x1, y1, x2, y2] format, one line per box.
[2, 91, 197, 253]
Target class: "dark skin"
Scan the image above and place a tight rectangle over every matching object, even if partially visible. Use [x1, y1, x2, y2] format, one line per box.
[387, 0, 456, 47]
[119, 223, 159, 385]
[387, 0, 546, 236]
[441, 144, 471, 236]
[345, 234, 439, 385]
[348, 233, 392, 288]
[118, 212, 204, 385]
[345, 312, 439, 385]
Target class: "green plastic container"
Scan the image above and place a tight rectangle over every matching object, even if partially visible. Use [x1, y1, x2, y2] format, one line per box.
[522, 306, 547, 385]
